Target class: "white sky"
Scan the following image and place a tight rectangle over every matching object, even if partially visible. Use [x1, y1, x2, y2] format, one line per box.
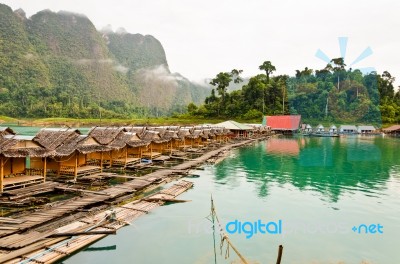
[2, 0, 400, 86]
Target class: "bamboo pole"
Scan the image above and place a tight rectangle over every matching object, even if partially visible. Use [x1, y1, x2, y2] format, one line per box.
[50, 230, 116, 237]
[43, 157, 47, 183]
[276, 245, 283, 264]
[0, 156, 4, 193]
[125, 147, 128, 167]
[211, 197, 249, 264]
[74, 152, 78, 181]
[100, 152, 103, 173]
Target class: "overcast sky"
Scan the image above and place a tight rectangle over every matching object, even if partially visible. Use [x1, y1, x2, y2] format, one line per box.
[2, 0, 400, 86]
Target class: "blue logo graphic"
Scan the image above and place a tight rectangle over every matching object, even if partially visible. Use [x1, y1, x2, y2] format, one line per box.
[352, 223, 383, 234]
[225, 219, 282, 239]
[315, 37, 374, 74]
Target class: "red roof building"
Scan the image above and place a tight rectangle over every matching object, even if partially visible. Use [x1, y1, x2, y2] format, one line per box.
[265, 115, 301, 132]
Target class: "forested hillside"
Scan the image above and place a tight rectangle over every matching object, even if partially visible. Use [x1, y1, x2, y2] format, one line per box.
[0, 3, 209, 118]
[188, 60, 400, 125]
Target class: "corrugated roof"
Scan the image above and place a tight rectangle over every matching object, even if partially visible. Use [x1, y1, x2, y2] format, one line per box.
[266, 115, 301, 130]
[340, 125, 357, 130]
[215, 120, 253, 130]
[357, 125, 376, 131]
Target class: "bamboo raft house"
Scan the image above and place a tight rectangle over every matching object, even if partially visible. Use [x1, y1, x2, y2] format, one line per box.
[152, 127, 181, 155]
[186, 129, 206, 150]
[177, 127, 193, 150]
[0, 135, 49, 193]
[140, 130, 168, 159]
[105, 130, 149, 168]
[32, 128, 106, 181]
[88, 127, 148, 168]
[50, 135, 106, 181]
[161, 130, 180, 155]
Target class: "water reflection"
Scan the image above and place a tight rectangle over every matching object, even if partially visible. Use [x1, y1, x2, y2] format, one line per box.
[265, 137, 302, 155]
[215, 136, 400, 203]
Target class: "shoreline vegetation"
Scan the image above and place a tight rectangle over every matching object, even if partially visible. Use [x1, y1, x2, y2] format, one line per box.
[0, 116, 254, 127]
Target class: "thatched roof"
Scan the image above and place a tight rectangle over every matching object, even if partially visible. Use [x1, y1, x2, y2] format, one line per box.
[181, 126, 195, 134]
[0, 127, 16, 137]
[108, 131, 148, 149]
[122, 126, 147, 137]
[33, 128, 81, 150]
[178, 128, 191, 139]
[53, 135, 106, 157]
[211, 127, 225, 135]
[141, 130, 168, 143]
[152, 127, 167, 138]
[0, 135, 49, 158]
[187, 129, 206, 139]
[88, 127, 125, 145]
[202, 129, 212, 138]
[162, 130, 179, 140]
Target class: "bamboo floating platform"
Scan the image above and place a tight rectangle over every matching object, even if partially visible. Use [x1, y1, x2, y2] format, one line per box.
[1, 182, 61, 201]
[0, 180, 194, 264]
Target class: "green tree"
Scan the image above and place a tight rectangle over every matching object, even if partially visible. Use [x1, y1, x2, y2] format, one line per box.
[259, 61, 276, 83]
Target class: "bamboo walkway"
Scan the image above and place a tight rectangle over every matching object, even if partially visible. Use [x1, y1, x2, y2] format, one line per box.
[0, 180, 194, 264]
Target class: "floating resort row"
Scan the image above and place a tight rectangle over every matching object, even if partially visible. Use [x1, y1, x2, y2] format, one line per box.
[0, 122, 268, 192]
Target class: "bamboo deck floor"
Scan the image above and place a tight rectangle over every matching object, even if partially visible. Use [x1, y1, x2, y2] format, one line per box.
[0, 181, 194, 264]
[141, 152, 161, 159]
[2, 176, 44, 190]
[1, 182, 61, 201]
[110, 157, 141, 167]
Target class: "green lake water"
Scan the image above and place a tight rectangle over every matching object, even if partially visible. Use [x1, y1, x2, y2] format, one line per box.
[51, 136, 399, 263]
[2, 125, 90, 135]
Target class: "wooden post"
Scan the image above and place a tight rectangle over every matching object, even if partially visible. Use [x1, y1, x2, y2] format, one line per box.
[43, 157, 47, 183]
[125, 147, 128, 167]
[110, 151, 113, 167]
[150, 144, 153, 159]
[0, 156, 4, 193]
[100, 152, 103, 173]
[276, 245, 283, 264]
[74, 152, 78, 181]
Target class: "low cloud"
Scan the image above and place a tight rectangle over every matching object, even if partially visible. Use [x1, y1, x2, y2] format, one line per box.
[114, 64, 129, 74]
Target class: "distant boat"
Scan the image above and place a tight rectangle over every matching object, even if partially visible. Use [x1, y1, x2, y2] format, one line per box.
[308, 132, 340, 137]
